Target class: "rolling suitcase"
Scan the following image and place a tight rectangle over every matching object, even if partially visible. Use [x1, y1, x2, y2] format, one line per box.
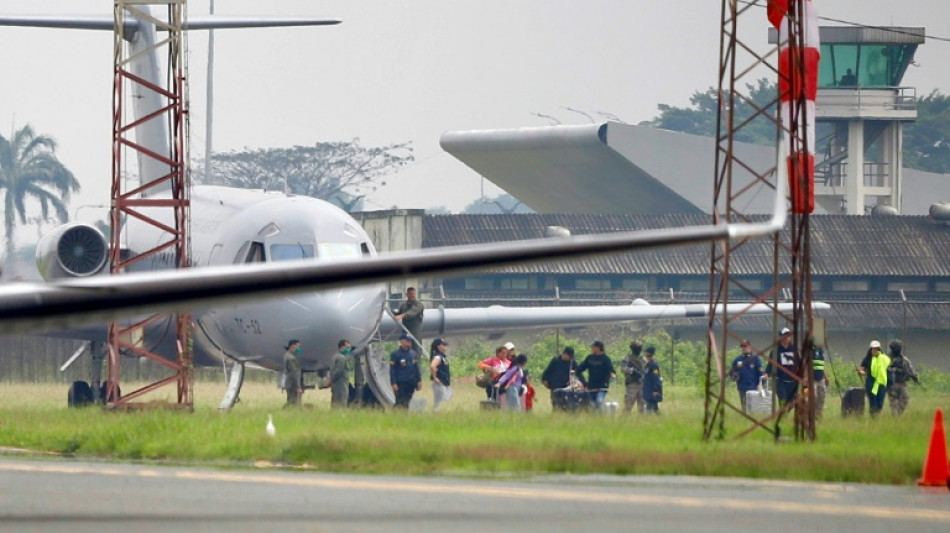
[745, 382, 772, 415]
[841, 387, 865, 416]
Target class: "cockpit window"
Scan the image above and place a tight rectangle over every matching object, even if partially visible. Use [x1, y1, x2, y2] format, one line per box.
[243, 242, 265, 263]
[269, 244, 315, 262]
[319, 242, 361, 259]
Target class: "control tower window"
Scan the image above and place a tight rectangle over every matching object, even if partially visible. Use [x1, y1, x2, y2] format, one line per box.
[270, 244, 315, 262]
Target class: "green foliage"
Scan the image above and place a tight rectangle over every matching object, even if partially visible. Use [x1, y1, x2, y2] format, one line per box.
[903, 90, 950, 173]
[0, 381, 946, 485]
[194, 139, 414, 211]
[0, 124, 79, 256]
[641, 78, 778, 146]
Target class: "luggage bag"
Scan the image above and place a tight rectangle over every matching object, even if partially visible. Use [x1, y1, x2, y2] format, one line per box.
[745, 381, 772, 415]
[552, 388, 591, 412]
[841, 386, 865, 416]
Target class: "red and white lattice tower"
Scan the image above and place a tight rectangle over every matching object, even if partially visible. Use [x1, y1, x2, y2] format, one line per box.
[703, 0, 818, 441]
[107, 0, 193, 409]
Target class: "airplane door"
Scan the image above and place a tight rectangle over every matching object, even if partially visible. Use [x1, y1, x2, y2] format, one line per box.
[357, 344, 395, 406]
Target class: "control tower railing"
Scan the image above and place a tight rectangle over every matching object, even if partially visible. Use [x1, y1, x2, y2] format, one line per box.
[816, 87, 917, 118]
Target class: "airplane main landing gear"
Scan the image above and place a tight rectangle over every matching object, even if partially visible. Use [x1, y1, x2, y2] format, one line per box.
[67, 381, 94, 407]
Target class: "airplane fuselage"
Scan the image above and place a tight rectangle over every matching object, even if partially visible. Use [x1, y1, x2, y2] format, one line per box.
[126, 185, 387, 372]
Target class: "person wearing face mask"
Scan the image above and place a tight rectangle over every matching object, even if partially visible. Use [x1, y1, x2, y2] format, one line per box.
[282, 339, 304, 407]
[331, 340, 354, 408]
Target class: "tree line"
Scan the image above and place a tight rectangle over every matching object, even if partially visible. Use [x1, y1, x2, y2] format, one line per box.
[641, 80, 950, 174]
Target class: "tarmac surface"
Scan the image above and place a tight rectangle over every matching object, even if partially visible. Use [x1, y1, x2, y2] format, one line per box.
[0, 457, 948, 532]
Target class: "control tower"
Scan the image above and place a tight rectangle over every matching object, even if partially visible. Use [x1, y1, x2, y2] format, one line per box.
[778, 26, 925, 214]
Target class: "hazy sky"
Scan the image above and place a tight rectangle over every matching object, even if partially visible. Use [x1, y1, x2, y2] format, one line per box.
[2, 1, 949, 225]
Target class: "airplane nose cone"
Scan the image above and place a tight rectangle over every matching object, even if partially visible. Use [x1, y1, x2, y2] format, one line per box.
[282, 286, 385, 366]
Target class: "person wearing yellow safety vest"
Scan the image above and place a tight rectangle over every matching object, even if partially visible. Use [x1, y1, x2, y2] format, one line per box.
[858, 340, 891, 416]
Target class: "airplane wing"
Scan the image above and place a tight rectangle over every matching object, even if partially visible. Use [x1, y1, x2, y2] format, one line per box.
[0, 16, 341, 32]
[382, 301, 828, 339]
[0, 210, 783, 336]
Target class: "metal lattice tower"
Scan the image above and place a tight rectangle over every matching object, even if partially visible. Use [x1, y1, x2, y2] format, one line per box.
[107, 0, 192, 408]
[703, 0, 816, 441]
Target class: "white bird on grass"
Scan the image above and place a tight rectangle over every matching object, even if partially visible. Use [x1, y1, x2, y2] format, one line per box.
[266, 414, 276, 437]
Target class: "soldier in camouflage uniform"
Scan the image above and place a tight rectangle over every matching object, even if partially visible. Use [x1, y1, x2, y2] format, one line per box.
[886, 340, 920, 415]
[620, 339, 646, 413]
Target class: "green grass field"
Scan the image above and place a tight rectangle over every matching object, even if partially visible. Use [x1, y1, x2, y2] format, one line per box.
[0, 380, 946, 485]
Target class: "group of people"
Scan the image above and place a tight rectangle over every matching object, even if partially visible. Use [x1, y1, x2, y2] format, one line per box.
[388, 333, 454, 411]
[729, 328, 821, 415]
[729, 327, 920, 418]
[538, 339, 663, 414]
[280, 338, 359, 409]
[859, 338, 920, 416]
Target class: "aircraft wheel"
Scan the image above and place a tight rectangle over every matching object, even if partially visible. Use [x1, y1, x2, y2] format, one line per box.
[67, 381, 94, 407]
[99, 382, 121, 403]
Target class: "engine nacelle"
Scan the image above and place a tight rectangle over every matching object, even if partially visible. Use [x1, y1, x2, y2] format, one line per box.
[35, 222, 109, 280]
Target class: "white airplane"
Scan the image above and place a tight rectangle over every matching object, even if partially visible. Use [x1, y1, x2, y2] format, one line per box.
[0, 8, 818, 408]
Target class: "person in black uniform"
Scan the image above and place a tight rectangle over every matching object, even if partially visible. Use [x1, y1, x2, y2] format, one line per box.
[766, 327, 799, 408]
[642, 346, 663, 414]
[541, 346, 578, 410]
[576, 340, 616, 409]
[389, 334, 422, 409]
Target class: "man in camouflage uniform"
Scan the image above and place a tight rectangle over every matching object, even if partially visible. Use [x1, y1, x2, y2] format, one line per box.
[620, 339, 646, 413]
[886, 340, 920, 415]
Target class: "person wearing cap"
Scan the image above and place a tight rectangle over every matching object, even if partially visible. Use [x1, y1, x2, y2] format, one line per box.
[576, 340, 616, 409]
[504, 341, 516, 360]
[641, 346, 663, 414]
[620, 339, 647, 413]
[858, 340, 890, 416]
[766, 327, 800, 408]
[730, 339, 763, 412]
[394, 287, 425, 353]
[389, 334, 422, 408]
[281, 339, 303, 407]
[429, 338, 452, 411]
[330, 340, 353, 409]
[886, 339, 919, 416]
[478, 346, 512, 400]
[541, 346, 579, 409]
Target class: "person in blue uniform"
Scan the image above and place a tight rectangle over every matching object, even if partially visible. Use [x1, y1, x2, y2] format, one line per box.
[642, 346, 663, 414]
[389, 334, 422, 408]
[730, 339, 763, 412]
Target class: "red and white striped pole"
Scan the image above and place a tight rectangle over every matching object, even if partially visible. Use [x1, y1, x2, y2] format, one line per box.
[769, 0, 820, 214]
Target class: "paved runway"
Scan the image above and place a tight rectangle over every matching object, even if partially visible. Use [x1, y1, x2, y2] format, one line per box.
[0, 457, 948, 532]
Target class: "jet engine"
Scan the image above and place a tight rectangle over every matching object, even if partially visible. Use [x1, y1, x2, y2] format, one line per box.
[35, 222, 109, 280]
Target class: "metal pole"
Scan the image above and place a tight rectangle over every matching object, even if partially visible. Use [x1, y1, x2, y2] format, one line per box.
[204, 0, 214, 181]
[900, 289, 907, 341]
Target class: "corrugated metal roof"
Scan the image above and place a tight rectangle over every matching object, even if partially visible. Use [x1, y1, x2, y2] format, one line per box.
[423, 214, 950, 277]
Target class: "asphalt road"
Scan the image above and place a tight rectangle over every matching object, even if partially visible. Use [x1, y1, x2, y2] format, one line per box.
[0, 457, 948, 533]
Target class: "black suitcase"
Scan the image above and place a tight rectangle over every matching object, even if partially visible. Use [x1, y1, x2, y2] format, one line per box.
[552, 388, 592, 412]
[841, 387, 865, 416]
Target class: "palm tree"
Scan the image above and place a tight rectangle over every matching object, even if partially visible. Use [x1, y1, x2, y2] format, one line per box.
[0, 125, 80, 259]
